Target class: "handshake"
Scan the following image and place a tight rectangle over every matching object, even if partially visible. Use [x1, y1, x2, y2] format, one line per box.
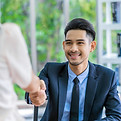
[30, 80, 47, 106]
[25, 73, 47, 106]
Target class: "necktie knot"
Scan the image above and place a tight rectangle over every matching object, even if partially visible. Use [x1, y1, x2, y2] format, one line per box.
[73, 77, 79, 85]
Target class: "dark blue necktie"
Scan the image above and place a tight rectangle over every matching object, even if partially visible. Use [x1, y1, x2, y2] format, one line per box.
[70, 77, 79, 121]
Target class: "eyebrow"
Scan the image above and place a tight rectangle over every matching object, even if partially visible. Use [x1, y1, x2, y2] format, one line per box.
[65, 39, 85, 41]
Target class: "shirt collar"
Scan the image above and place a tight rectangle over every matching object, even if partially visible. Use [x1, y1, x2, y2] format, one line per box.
[68, 63, 89, 84]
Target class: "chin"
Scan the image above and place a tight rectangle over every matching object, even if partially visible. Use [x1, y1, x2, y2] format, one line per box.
[69, 61, 82, 66]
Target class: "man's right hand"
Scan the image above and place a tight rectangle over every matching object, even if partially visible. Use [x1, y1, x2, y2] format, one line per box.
[29, 79, 47, 106]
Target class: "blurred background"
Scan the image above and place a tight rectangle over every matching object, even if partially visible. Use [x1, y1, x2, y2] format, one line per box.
[0, 0, 121, 120]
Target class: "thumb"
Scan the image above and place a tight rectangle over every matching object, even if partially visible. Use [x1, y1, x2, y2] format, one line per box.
[40, 79, 46, 90]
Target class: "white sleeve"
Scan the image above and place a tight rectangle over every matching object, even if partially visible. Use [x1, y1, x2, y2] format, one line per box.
[3, 24, 32, 88]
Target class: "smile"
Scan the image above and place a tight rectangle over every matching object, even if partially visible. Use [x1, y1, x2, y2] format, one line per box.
[68, 52, 81, 59]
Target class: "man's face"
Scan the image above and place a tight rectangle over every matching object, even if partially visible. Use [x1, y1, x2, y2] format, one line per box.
[63, 30, 96, 66]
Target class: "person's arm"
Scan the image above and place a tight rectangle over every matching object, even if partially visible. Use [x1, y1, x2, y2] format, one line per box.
[1, 23, 47, 106]
[96, 73, 121, 121]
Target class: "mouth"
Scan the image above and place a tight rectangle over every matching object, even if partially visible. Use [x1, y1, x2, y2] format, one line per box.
[68, 52, 81, 60]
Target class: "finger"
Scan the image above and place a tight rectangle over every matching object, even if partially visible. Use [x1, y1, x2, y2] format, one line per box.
[30, 90, 47, 106]
[40, 80, 46, 90]
[33, 99, 46, 106]
[31, 96, 46, 106]
[29, 92, 39, 97]
[38, 90, 47, 99]
[30, 89, 46, 100]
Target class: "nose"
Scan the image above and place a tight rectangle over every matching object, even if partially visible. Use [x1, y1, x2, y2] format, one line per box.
[70, 44, 78, 52]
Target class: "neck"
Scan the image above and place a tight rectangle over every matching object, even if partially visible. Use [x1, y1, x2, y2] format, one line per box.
[69, 61, 88, 76]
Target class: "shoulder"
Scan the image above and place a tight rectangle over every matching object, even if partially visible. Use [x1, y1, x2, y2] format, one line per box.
[45, 61, 67, 66]
[41, 61, 68, 76]
[89, 62, 115, 77]
[95, 63, 114, 73]
[45, 61, 68, 70]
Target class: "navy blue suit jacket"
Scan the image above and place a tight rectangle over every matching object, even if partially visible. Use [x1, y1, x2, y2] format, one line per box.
[33, 61, 121, 121]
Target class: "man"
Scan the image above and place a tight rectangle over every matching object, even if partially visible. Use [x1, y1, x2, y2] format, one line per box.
[0, 23, 46, 121]
[28, 18, 121, 121]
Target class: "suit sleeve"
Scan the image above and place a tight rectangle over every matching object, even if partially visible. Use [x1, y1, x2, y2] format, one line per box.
[96, 72, 121, 121]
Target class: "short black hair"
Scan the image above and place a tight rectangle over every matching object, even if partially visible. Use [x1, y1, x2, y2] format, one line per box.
[64, 18, 96, 41]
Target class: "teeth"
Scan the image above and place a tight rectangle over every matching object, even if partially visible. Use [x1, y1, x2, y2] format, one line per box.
[68, 53, 80, 57]
[71, 55, 75, 56]
[71, 54, 79, 56]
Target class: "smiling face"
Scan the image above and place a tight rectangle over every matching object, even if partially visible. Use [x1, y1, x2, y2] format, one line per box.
[63, 29, 96, 69]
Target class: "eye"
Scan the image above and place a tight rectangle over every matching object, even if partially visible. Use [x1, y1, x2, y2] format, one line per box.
[65, 41, 72, 45]
[77, 42, 84, 45]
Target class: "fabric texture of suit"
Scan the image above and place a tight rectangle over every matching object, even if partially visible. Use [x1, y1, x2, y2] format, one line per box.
[37, 61, 121, 121]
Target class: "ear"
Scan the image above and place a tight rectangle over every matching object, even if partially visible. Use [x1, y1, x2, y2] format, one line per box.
[90, 41, 96, 52]
[63, 41, 65, 50]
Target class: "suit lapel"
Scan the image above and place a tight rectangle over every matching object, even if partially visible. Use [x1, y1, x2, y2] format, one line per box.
[84, 62, 98, 121]
[58, 63, 68, 121]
